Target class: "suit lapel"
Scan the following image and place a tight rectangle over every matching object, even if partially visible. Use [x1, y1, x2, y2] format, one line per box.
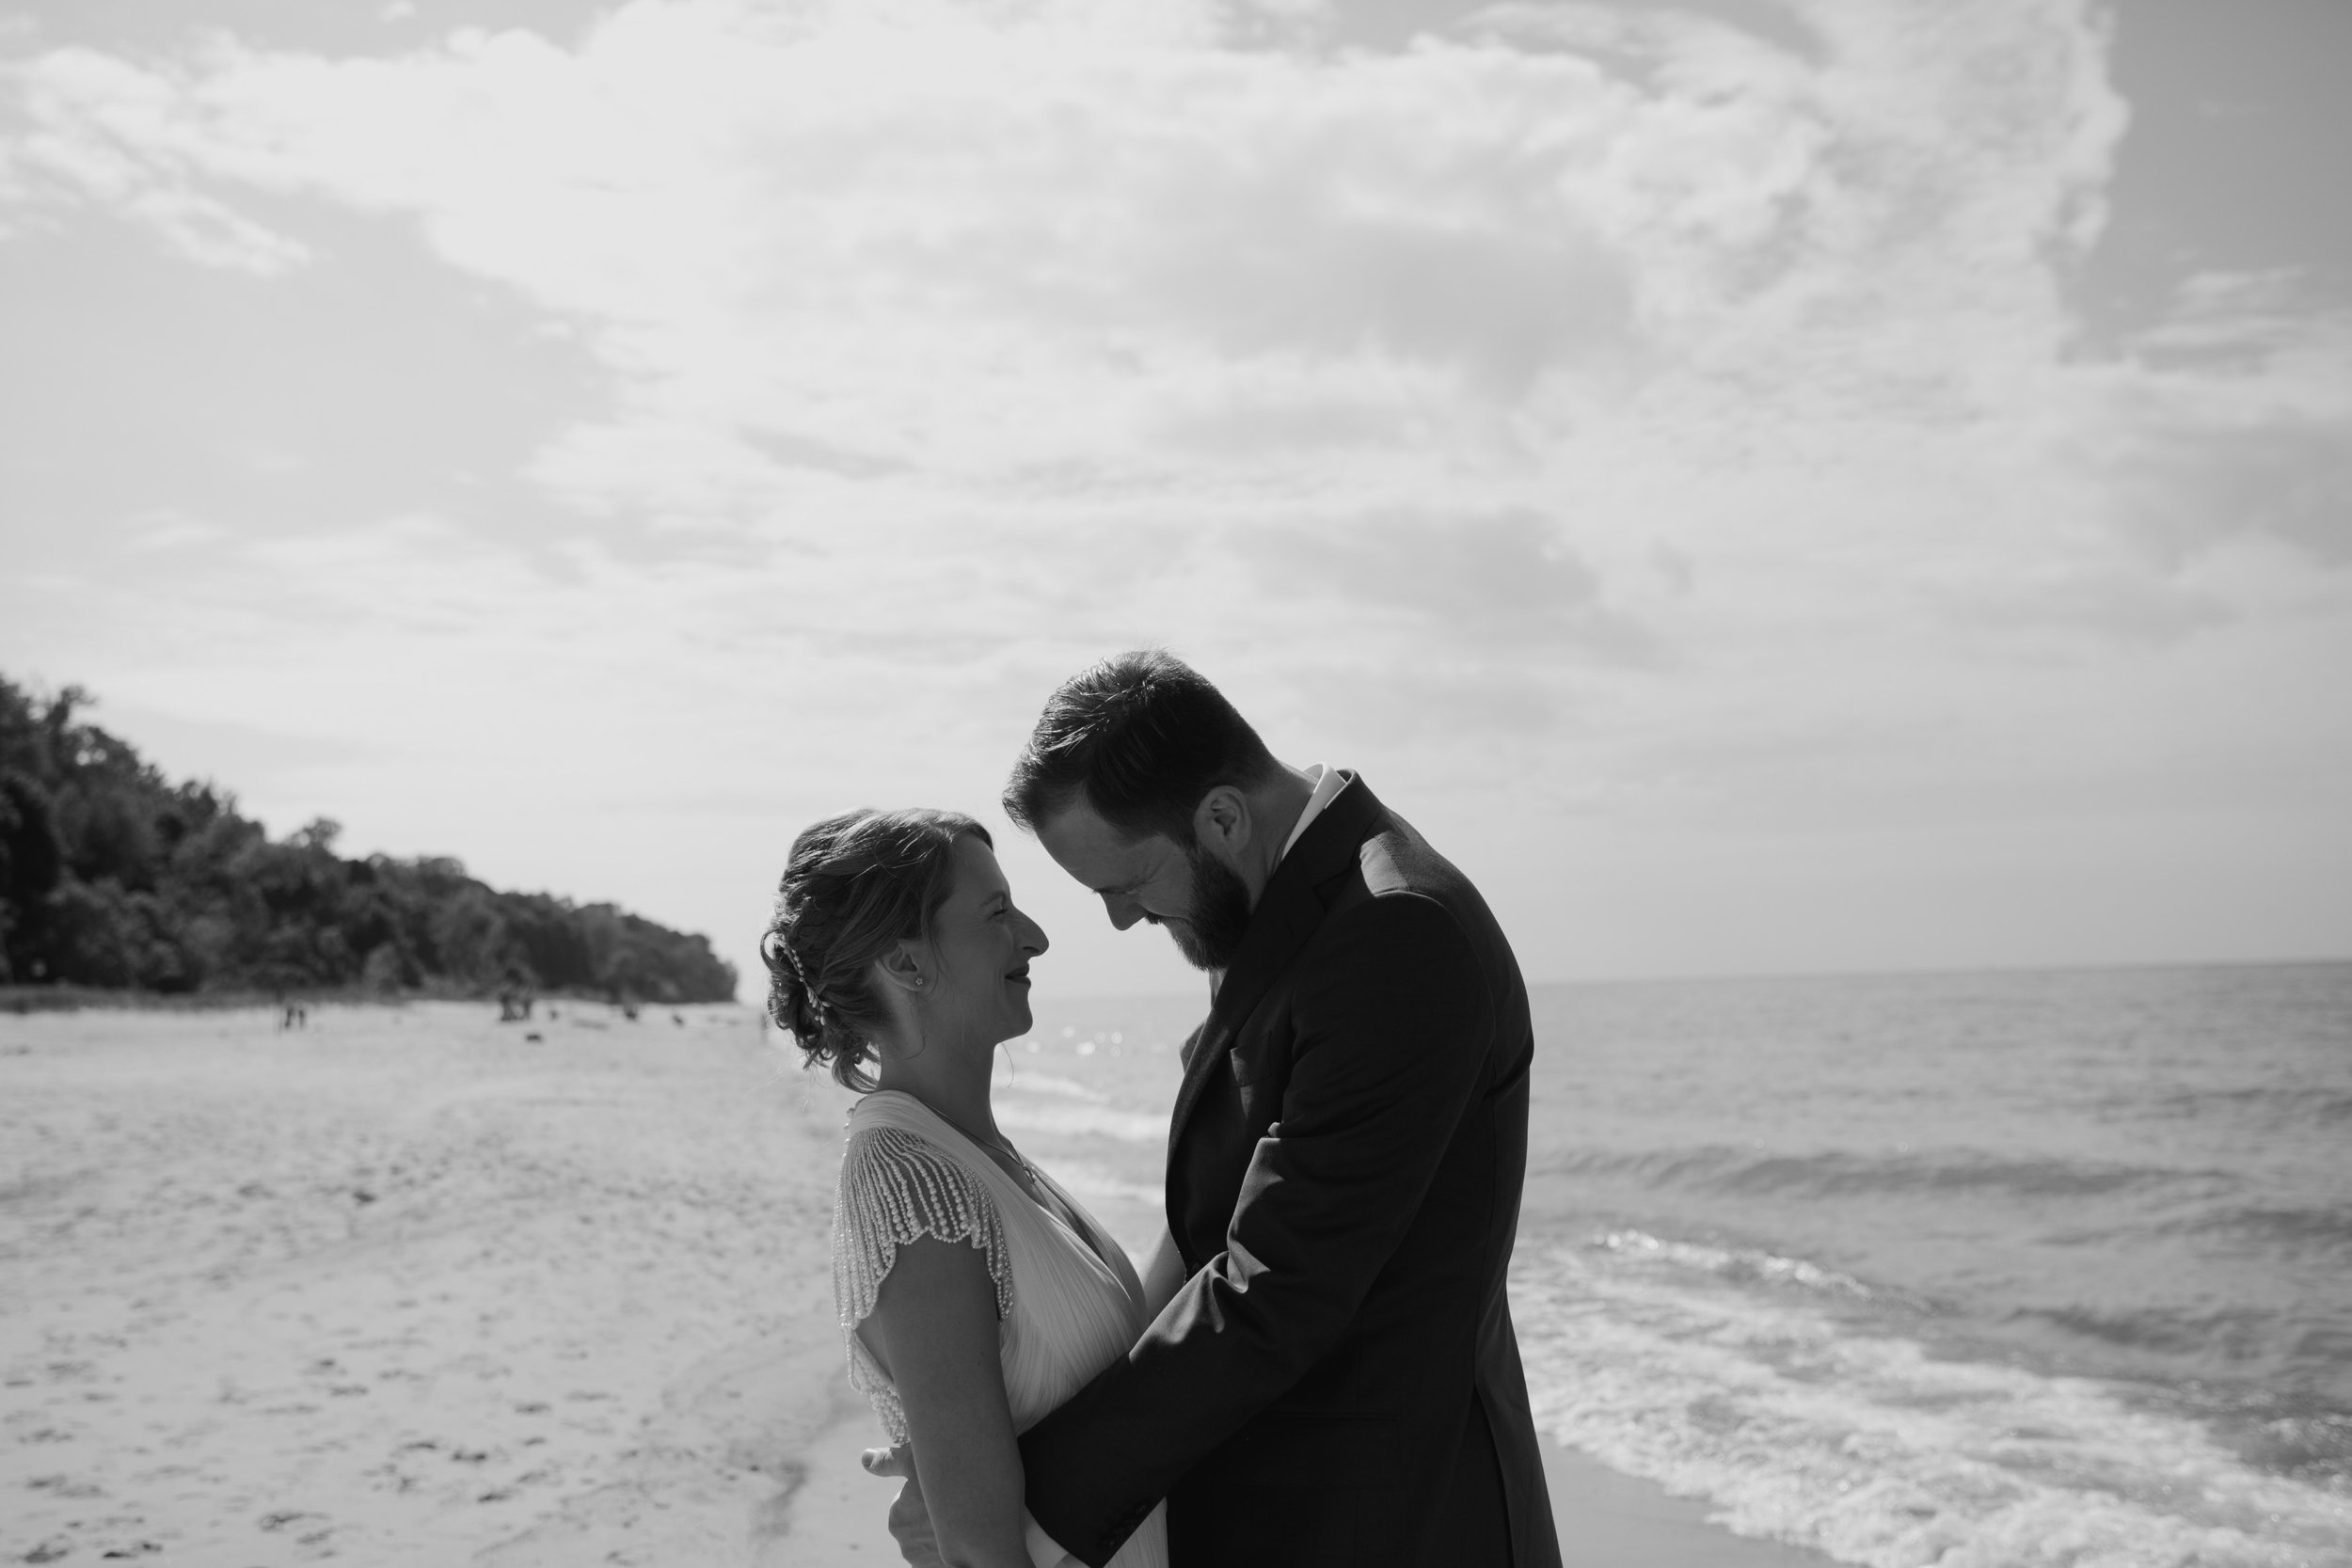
[1164, 773, 1385, 1161]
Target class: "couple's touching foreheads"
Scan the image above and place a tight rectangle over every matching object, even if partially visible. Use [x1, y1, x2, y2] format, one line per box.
[762, 651, 1562, 1568]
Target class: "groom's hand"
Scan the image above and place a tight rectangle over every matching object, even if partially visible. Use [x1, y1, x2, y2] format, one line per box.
[863, 1445, 944, 1567]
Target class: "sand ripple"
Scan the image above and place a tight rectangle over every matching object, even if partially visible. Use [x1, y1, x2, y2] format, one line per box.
[0, 1002, 869, 1565]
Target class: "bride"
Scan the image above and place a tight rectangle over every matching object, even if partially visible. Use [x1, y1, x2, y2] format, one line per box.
[762, 807, 1173, 1568]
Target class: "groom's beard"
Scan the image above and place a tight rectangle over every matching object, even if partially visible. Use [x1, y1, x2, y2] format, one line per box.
[1163, 846, 1253, 972]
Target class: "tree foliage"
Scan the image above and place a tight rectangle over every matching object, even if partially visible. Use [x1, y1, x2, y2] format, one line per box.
[0, 676, 736, 1003]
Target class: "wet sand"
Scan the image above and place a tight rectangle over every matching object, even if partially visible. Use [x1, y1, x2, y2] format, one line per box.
[2, 1003, 1828, 1565]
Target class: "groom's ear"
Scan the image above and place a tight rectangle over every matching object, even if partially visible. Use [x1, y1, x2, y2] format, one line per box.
[1192, 785, 1250, 859]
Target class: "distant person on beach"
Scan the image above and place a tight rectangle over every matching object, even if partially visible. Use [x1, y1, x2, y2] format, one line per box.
[770, 807, 1168, 1566]
[855, 650, 1560, 1568]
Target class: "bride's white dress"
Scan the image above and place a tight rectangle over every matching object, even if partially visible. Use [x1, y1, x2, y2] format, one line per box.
[832, 1090, 1169, 1567]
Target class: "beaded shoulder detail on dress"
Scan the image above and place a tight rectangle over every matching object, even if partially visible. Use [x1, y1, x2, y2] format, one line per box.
[831, 1125, 1015, 1442]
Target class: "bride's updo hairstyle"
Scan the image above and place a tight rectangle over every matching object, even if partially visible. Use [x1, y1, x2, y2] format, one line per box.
[762, 807, 991, 1090]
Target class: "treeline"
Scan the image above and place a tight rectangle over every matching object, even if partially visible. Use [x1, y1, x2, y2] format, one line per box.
[0, 676, 736, 1003]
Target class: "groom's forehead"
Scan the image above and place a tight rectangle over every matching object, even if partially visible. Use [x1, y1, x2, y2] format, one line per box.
[1039, 804, 1172, 882]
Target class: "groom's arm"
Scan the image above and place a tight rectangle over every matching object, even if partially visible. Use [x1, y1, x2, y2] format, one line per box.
[1016, 892, 1495, 1566]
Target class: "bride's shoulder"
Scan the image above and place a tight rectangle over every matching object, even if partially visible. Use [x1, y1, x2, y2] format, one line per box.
[834, 1108, 1012, 1323]
[839, 1117, 966, 1185]
[836, 1104, 998, 1229]
[842, 1094, 960, 1168]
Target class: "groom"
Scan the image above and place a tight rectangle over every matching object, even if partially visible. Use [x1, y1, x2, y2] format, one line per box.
[896, 650, 1560, 1567]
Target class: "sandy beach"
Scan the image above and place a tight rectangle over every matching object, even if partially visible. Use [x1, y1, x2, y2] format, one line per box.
[3, 1002, 1826, 1566]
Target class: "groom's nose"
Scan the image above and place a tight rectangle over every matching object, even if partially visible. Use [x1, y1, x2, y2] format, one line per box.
[1100, 892, 1147, 931]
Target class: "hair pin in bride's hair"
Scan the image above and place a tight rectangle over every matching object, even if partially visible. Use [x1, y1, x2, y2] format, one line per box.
[766, 930, 827, 1028]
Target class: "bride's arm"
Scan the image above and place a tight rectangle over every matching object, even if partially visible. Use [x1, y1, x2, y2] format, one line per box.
[1138, 1227, 1186, 1320]
[863, 1237, 1032, 1568]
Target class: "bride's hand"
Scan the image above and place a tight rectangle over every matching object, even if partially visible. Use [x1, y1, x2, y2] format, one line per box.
[863, 1445, 944, 1567]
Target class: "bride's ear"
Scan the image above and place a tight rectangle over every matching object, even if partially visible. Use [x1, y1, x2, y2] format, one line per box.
[875, 941, 930, 998]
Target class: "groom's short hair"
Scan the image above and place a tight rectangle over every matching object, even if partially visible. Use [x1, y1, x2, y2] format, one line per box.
[1004, 650, 1279, 846]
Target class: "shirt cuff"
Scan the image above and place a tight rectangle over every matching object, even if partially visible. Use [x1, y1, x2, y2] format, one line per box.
[1024, 1511, 1073, 1568]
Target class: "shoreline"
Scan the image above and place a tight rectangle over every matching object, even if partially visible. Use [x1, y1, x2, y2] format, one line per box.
[1, 1002, 1835, 1568]
[0, 985, 736, 1014]
[776, 1414, 1836, 1564]
[1541, 1434, 1834, 1568]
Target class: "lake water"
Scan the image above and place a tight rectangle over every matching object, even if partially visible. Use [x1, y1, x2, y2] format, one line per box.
[983, 961, 2352, 1568]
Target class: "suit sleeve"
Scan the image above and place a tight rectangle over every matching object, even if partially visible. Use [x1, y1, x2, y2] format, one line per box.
[1018, 892, 1496, 1565]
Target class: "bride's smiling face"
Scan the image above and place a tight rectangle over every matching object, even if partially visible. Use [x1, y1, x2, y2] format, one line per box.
[917, 834, 1049, 1049]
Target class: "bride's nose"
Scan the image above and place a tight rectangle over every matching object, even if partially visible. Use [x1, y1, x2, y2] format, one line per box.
[1017, 910, 1049, 957]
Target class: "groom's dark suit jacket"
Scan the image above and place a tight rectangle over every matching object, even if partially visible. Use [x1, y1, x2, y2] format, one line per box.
[1020, 774, 1561, 1568]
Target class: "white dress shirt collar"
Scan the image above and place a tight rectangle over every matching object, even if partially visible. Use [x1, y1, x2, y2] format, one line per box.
[1276, 763, 1348, 866]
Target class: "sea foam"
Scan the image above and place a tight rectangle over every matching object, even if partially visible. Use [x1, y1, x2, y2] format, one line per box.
[1510, 1240, 2352, 1568]
[994, 1100, 1168, 1144]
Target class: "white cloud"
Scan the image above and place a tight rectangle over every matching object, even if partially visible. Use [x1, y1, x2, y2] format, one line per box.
[2, 43, 313, 270]
[0, 0, 2134, 499]
[2, 0, 2346, 985]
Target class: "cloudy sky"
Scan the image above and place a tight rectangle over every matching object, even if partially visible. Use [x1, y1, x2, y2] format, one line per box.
[3, 0, 2345, 999]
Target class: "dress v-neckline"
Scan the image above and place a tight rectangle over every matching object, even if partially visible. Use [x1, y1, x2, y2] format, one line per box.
[1023, 1162, 1131, 1296]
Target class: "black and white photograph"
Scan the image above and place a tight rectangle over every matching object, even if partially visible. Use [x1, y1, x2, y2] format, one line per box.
[2, 1, 2346, 1564]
